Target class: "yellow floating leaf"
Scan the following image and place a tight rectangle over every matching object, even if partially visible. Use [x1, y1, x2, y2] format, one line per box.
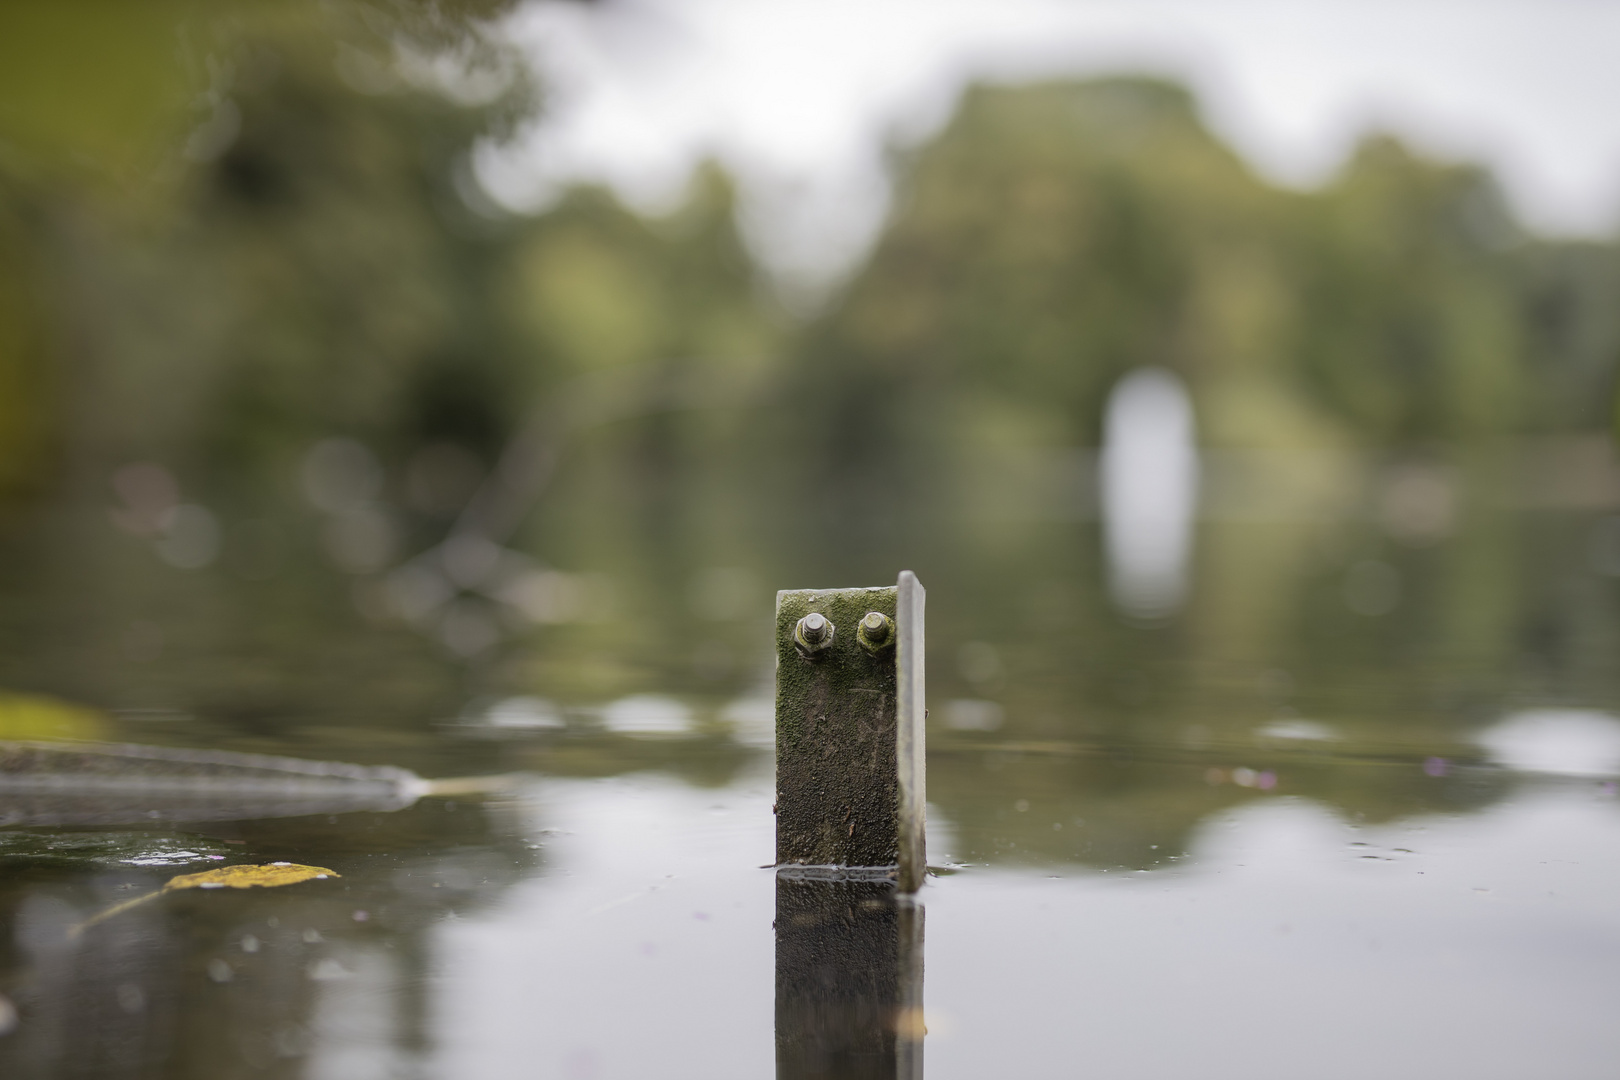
[163, 862, 340, 892]
[0, 692, 110, 741]
[70, 862, 340, 937]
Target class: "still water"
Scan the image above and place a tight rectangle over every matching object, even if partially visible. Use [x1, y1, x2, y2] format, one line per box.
[2, 492, 1620, 1079]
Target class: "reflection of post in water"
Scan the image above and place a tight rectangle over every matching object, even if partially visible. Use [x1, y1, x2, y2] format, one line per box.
[775, 872, 924, 1080]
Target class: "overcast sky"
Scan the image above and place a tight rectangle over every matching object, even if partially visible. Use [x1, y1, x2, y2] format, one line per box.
[477, 0, 1620, 292]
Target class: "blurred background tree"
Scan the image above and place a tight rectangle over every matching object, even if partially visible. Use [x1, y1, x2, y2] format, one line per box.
[795, 79, 1620, 473]
[2, 6, 1616, 507]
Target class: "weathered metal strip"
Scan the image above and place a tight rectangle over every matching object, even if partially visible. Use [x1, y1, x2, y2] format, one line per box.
[895, 570, 927, 893]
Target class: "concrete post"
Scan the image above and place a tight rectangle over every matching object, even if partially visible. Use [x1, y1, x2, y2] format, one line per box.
[774, 571, 925, 889]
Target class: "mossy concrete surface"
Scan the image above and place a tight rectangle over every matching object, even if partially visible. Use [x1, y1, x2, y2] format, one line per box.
[775, 586, 900, 868]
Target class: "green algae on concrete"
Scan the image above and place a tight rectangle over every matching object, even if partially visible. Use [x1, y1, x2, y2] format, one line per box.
[775, 572, 926, 889]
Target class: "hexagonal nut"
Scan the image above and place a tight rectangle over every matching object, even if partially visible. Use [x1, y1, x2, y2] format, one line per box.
[856, 611, 894, 654]
[793, 612, 836, 656]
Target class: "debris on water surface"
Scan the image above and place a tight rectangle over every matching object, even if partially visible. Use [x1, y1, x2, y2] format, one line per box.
[0, 739, 522, 826]
[0, 740, 426, 826]
[0, 831, 233, 868]
[71, 862, 341, 937]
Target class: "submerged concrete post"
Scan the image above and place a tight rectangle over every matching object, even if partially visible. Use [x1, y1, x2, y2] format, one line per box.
[774, 571, 926, 890]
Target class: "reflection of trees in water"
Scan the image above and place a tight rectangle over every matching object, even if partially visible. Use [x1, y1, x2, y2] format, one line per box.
[929, 747, 1513, 871]
[906, 501, 1612, 870]
[0, 798, 540, 1078]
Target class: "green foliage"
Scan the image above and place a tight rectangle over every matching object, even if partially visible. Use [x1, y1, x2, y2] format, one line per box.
[0, 190, 56, 495]
[66, 6, 540, 486]
[0, 0, 201, 186]
[796, 78, 1620, 471]
[1291, 137, 1526, 441]
[506, 166, 779, 386]
[0, 0, 774, 501]
[2, 23, 1617, 503]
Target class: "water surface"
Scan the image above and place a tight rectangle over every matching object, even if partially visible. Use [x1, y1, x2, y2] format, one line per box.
[1, 500, 1618, 1079]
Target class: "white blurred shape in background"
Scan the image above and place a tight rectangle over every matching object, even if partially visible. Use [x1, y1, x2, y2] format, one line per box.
[153, 505, 221, 570]
[485, 696, 565, 731]
[1477, 709, 1620, 778]
[302, 439, 383, 515]
[1100, 367, 1198, 621]
[600, 694, 693, 736]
